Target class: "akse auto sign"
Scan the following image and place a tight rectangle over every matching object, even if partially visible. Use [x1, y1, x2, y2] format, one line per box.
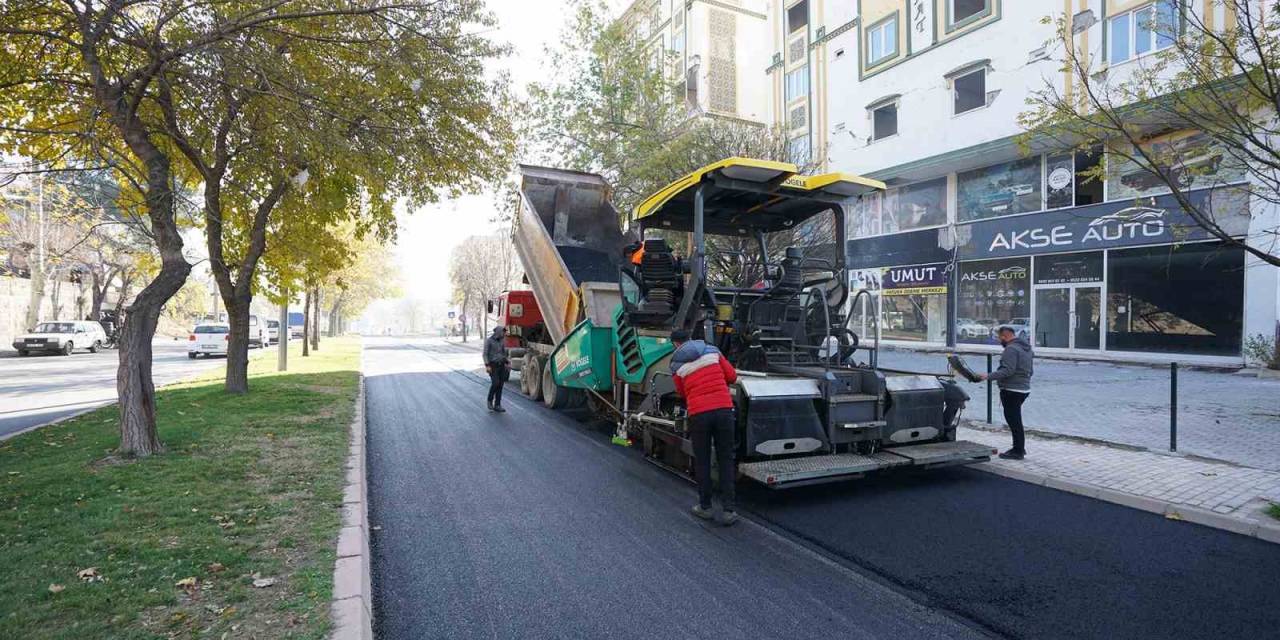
[955, 186, 1248, 258]
[883, 262, 948, 296]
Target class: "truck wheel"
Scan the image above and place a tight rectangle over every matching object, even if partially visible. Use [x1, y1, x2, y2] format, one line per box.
[542, 363, 570, 410]
[524, 355, 543, 401]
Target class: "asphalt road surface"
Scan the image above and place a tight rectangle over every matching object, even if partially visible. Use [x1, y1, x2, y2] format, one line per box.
[365, 337, 1280, 640]
[0, 339, 280, 438]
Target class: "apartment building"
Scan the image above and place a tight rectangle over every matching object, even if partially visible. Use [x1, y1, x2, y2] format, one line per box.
[617, 0, 771, 123]
[761, 0, 1278, 365]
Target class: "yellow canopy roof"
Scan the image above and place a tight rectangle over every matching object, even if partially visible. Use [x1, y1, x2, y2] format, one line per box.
[633, 157, 884, 235]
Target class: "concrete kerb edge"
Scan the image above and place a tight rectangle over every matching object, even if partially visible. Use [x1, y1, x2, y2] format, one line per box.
[329, 373, 372, 640]
[0, 401, 113, 443]
[973, 462, 1280, 545]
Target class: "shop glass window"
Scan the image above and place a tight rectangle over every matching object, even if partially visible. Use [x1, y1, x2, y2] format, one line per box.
[957, 156, 1043, 222]
[785, 66, 809, 102]
[787, 1, 808, 33]
[883, 178, 947, 234]
[881, 263, 949, 343]
[871, 102, 897, 141]
[1106, 242, 1244, 356]
[1034, 252, 1103, 285]
[788, 134, 810, 165]
[851, 192, 884, 238]
[1109, 1, 1177, 65]
[1074, 147, 1104, 206]
[1106, 130, 1246, 201]
[957, 258, 1031, 345]
[949, 0, 991, 28]
[867, 15, 898, 66]
[953, 68, 986, 114]
[1044, 154, 1074, 210]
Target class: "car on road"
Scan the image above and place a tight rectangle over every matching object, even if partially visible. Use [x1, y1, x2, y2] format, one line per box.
[248, 314, 267, 348]
[266, 319, 281, 344]
[12, 321, 109, 356]
[188, 323, 230, 358]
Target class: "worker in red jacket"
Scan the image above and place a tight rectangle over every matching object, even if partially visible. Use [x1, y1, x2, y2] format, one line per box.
[669, 329, 739, 526]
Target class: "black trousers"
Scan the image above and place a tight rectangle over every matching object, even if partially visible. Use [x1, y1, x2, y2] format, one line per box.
[487, 364, 508, 408]
[1000, 389, 1029, 453]
[689, 408, 736, 511]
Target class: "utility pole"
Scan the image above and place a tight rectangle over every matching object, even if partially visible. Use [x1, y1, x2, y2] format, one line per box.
[277, 291, 289, 371]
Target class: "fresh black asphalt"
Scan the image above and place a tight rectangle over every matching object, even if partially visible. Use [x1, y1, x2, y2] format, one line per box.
[365, 338, 1280, 640]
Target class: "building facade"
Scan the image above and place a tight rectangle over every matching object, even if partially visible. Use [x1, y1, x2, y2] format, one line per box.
[763, 0, 1279, 365]
[618, 0, 771, 123]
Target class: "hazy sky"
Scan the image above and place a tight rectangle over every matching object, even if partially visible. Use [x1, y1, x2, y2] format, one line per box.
[389, 1, 578, 307]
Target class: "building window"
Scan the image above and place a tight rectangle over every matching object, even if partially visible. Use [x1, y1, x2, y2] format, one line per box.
[785, 66, 809, 102]
[958, 257, 1031, 345]
[1109, 0, 1177, 65]
[788, 134, 810, 164]
[1107, 242, 1243, 356]
[871, 102, 897, 140]
[881, 263, 949, 343]
[953, 67, 986, 114]
[866, 14, 898, 67]
[957, 156, 1043, 222]
[1106, 129, 1245, 201]
[787, 1, 808, 34]
[884, 178, 947, 233]
[949, 0, 992, 29]
[1074, 147, 1104, 206]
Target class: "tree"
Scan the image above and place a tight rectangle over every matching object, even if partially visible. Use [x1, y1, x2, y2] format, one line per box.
[322, 234, 400, 337]
[1020, 0, 1280, 267]
[448, 234, 521, 342]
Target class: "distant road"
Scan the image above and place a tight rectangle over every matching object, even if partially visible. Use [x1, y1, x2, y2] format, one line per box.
[0, 339, 277, 438]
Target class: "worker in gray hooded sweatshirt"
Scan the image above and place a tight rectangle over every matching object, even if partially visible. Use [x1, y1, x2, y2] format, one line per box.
[483, 326, 510, 413]
[979, 325, 1033, 459]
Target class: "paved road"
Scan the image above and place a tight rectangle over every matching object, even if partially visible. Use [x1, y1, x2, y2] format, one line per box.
[366, 337, 1280, 640]
[0, 339, 280, 438]
[874, 349, 1280, 470]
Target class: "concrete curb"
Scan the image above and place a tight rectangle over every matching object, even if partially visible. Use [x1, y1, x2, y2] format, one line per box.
[975, 462, 1280, 545]
[0, 402, 112, 443]
[329, 374, 372, 640]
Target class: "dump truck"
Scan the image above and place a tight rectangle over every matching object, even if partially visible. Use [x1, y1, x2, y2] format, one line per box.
[508, 160, 993, 488]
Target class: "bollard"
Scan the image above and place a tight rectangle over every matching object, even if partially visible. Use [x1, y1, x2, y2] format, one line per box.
[986, 353, 993, 424]
[1170, 362, 1178, 452]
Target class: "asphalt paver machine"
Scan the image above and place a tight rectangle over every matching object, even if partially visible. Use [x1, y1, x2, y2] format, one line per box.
[511, 160, 993, 488]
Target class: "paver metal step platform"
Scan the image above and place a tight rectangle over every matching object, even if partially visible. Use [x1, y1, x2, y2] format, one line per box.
[739, 440, 995, 489]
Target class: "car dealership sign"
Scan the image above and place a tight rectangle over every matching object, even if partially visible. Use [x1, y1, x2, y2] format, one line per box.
[956, 187, 1248, 258]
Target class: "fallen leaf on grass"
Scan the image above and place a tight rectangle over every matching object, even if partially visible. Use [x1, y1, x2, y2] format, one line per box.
[175, 576, 199, 591]
[48, 584, 65, 594]
[6, 471, 19, 476]
[77, 567, 101, 582]
[207, 562, 226, 573]
[1166, 512, 1183, 521]
[252, 577, 277, 588]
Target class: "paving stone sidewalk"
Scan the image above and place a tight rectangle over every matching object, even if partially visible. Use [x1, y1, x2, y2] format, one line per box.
[875, 349, 1280, 471]
[960, 424, 1280, 540]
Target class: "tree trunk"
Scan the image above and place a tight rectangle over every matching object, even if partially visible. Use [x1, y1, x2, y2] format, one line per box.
[50, 276, 63, 319]
[302, 288, 311, 357]
[460, 293, 469, 342]
[117, 254, 190, 457]
[224, 298, 251, 394]
[310, 288, 320, 352]
[24, 263, 45, 330]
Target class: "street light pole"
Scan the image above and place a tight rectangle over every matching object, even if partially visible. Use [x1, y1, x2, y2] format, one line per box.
[277, 289, 289, 372]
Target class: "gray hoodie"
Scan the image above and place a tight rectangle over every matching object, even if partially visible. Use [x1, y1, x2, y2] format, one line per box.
[483, 329, 509, 367]
[987, 336, 1033, 392]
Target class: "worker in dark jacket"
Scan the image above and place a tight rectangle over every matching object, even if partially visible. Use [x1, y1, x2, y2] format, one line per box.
[669, 329, 740, 525]
[483, 326, 510, 413]
[979, 326, 1033, 459]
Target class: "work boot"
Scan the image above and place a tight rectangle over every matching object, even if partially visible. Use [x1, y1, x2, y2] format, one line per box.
[691, 504, 713, 521]
[492, 405, 506, 413]
[716, 510, 740, 527]
[999, 449, 1025, 460]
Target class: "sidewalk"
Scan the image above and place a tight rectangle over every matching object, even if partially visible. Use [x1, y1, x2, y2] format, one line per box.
[961, 423, 1280, 542]
[877, 349, 1280, 471]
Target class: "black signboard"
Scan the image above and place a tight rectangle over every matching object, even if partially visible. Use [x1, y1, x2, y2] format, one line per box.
[956, 186, 1247, 259]
[1034, 252, 1103, 284]
[882, 262, 948, 296]
[846, 227, 950, 269]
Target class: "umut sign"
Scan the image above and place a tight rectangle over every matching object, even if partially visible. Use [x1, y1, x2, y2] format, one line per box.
[958, 187, 1247, 258]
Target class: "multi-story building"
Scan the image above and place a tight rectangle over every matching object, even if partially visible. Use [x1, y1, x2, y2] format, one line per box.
[762, 0, 1278, 366]
[617, 0, 771, 124]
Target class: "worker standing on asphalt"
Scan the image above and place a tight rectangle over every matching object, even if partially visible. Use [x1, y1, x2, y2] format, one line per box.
[979, 325, 1033, 459]
[484, 326, 510, 413]
[669, 329, 740, 526]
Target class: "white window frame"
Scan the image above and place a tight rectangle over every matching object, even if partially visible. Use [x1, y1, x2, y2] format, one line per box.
[1108, 1, 1178, 66]
[870, 101, 898, 142]
[785, 65, 809, 103]
[951, 67, 987, 115]
[866, 14, 898, 67]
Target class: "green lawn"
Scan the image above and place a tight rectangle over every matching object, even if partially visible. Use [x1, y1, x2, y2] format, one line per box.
[0, 339, 361, 639]
[1268, 503, 1280, 522]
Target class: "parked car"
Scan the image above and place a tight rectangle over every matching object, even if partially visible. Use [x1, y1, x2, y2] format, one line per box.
[956, 318, 989, 339]
[991, 318, 1031, 340]
[247, 314, 267, 348]
[266, 319, 281, 344]
[188, 323, 230, 358]
[12, 320, 108, 356]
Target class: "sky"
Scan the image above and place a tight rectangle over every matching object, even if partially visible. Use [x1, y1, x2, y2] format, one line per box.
[387, 1, 581, 310]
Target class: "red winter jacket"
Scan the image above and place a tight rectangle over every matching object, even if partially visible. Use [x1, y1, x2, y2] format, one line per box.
[670, 340, 737, 416]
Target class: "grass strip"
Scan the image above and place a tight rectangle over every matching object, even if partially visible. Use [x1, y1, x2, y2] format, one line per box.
[0, 338, 361, 639]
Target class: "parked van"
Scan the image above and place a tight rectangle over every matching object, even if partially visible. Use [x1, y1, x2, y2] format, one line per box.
[247, 314, 267, 348]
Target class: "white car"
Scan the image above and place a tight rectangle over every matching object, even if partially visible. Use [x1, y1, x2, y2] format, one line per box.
[956, 318, 989, 339]
[13, 320, 108, 356]
[266, 319, 281, 344]
[188, 323, 230, 358]
[247, 314, 267, 348]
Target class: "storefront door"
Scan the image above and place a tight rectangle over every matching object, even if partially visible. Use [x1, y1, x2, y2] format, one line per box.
[1033, 284, 1101, 351]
